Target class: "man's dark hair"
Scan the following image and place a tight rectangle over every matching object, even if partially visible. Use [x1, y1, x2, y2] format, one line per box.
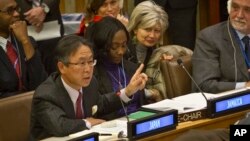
[55, 35, 93, 65]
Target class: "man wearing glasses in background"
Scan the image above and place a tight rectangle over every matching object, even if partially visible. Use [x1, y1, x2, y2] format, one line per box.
[0, 0, 47, 98]
[30, 35, 148, 140]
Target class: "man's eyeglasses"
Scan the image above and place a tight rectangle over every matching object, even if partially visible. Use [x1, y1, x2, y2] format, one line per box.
[0, 6, 21, 15]
[67, 59, 97, 68]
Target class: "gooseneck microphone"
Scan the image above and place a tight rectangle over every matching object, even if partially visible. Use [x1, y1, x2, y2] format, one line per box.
[177, 59, 208, 104]
[116, 90, 130, 122]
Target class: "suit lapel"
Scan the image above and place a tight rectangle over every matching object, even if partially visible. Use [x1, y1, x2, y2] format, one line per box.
[223, 24, 249, 79]
[0, 45, 18, 74]
[82, 84, 97, 118]
[55, 76, 76, 118]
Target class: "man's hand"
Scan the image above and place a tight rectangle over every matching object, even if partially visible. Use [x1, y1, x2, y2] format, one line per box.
[24, 7, 46, 32]
[9, 21, 29, 44]
[85, 117, 106, 126]
[125, 64, 148, 97]
[9, 20, 35, 59]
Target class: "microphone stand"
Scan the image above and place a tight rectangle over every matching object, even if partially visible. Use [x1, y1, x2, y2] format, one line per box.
[177, 59, 208, 105]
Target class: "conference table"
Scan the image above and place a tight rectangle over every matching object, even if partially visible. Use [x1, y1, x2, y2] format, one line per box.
[138, 109, 249, 141]
[43, 109, 249, 141]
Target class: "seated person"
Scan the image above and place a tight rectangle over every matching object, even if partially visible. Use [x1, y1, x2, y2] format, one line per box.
[78, 0, 128, 36]
[192, 0, 250, 93]
[174, 129, 229, 141]
[86, 16, 159, 120]
[30, 35, 148, 140]
[0, 0, 47, 98]
[127, 0, 172, 99]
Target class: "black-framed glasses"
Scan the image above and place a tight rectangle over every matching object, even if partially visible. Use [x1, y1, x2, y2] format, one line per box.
[67, 59, 97, 68]
[0, 6, 21, 15]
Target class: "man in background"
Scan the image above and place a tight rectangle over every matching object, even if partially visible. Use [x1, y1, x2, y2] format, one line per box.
[16, 0, 64, 74]
[192, 0, 250, 93]
[0, 0, 47, 98]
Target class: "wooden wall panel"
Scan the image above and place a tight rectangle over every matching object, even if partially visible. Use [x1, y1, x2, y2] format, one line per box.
[60, 0, 86, 13]
[199, 0, 220, 30]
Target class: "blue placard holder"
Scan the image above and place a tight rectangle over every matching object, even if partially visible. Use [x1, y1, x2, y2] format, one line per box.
[67, 132, 99, 141]
[127, 109, 178, 140]
[207, 89, 250, 118]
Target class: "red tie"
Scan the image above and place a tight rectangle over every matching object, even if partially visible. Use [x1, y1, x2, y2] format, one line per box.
[76, 92, 84, 119]
[6, 41, 21, 78]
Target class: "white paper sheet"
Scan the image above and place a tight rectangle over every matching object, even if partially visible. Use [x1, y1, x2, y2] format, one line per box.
[143, 88, 250, 114]
[142, 93, 216, 113]
[27, 21, 60, 41]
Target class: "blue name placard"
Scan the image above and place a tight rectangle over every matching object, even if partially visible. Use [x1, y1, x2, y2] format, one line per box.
[127, 109, 177, 140]
[84, 137, 95, 141]
[207, 89, 250, 118]
[216, 94, 250, 112]
[67, 132, 99, 141]
[136, 115, 174, 135]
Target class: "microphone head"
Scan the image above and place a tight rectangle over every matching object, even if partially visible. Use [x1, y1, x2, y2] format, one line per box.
[177, 58, 183, 66]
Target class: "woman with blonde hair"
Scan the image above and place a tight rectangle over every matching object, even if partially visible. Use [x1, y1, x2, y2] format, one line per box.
[128, 0, 168, 46]
[126, 0, 172, 100]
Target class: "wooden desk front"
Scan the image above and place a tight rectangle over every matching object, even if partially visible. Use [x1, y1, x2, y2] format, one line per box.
[138, 109, 249, 141]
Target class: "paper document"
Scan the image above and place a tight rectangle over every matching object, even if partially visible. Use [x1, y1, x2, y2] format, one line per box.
[27, 21, 60, 41]
[142, 90, 250, 114]
[143, 93, 217, 113]
[90, 119, 127, 138]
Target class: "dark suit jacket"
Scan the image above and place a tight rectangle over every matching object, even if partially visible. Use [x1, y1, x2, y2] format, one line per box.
[30, 72, 122, 140]
[94, 59, 146, 120]
[0, 36, 47, 98]
[192, 21, 249, 93]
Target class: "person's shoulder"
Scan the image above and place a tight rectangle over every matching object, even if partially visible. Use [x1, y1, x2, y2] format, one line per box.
[198, 21, 228, 39]
[200, 21, 227, 33]
[237, 112, 250, 125]
[174, 129, 229, 141]
[34, 72, 60, 97]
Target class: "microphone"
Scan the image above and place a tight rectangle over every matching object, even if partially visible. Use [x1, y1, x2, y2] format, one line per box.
[116, 90, 130, 122]
[177, 58, 208, 104]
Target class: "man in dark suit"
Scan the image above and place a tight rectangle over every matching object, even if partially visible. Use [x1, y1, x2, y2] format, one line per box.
[134, 0, 198, 50]
[0, 0, 47, 98]
[192, 0, 250, 93]
[15, 0, 64, 74]
[30, 35, 148, 140]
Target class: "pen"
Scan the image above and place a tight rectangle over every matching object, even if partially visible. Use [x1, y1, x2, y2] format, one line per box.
[99, 133, 112, 136]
